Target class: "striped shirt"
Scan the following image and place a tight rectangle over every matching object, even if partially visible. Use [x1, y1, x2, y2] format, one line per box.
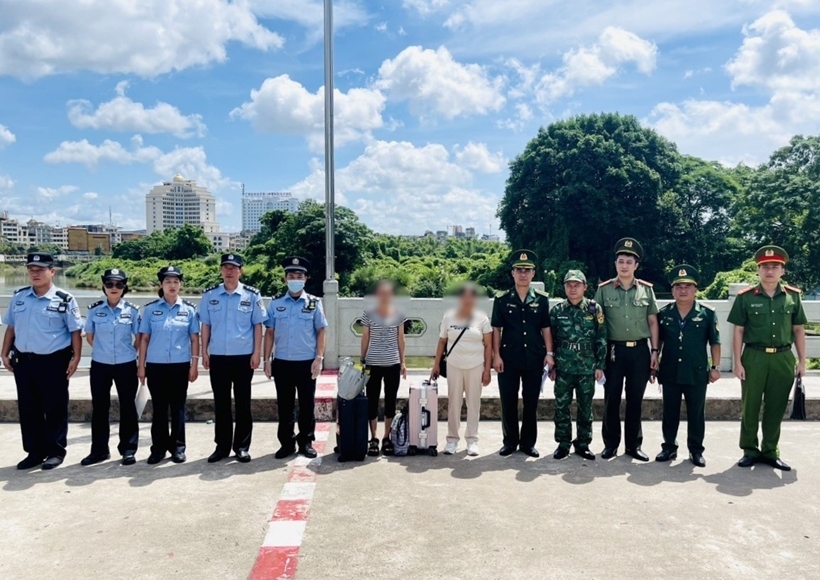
[362, 308, 405, 367]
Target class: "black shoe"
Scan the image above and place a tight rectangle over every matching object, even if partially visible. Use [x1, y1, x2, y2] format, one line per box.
[737, 455, 756, 468]
[235, 450, 251, 463]
[760, 456, 791, 471]
[42, 457, 63, 470]
[575, 448, 596, 461]
[655, 449, 677, 462]
[16, 455, 44, 470]
[299, 444, 317, 459]
[275, 447, 296, 459]
[121, 453, 136, 466]
[498, 445, 516, 456]
[171, 452, 186, 464]
[553, 446, 570, 460]
[689, 452, 706, 468]
[626, 448, 649, 462]
[208, 449, 229, 463]
[601, 447, 618, 460]
[521, 447, 540, 458]
[147, 451, 165, 465]
[81, 452, 110, 466]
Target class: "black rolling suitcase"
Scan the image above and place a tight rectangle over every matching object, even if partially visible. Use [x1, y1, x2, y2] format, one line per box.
[337, 394, 368, 462]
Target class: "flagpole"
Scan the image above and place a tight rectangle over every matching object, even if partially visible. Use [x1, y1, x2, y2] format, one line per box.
[323, 0, 336, 281]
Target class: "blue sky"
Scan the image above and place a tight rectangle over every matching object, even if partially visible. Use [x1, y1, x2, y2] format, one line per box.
[1, 0, 820, 235]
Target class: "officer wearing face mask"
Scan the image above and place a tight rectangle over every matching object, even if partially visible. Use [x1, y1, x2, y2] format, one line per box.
[263, 257, 328, 460]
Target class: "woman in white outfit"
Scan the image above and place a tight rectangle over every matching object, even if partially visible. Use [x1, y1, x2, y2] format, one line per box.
[431, 283, 492, 456]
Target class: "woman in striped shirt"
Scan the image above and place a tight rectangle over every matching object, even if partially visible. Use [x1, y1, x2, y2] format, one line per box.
[361, 280, 407, 456]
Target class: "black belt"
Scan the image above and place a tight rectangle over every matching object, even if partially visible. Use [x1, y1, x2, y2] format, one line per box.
[608, 340, 647, 348]
[559, 341, 594, 352]
[12, 347, 71, 361]
[745, 344, 792, 354]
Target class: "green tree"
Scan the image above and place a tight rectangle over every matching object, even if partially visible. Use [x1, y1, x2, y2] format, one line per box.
[113, 225, 211, 261]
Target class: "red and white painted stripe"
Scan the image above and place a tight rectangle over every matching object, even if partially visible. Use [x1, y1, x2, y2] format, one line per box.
[248, 422, 332, 580]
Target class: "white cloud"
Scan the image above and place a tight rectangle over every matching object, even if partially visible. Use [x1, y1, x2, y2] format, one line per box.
[0, 124, 15, 148]
[535, 27, 657, 104]
[83, 192, 99, 200]
[376, 46, 505, 119]
[248, 0, 368, 38]
[0, 0, 283, 79]
[230, 75, 386, 150]
[37, 185, 79, 200]
[0, 174, 13, 192]
[376, 22, 388, 32]
[403, 0, 451, 15]
[453, 142, 506, 173]
[67, 82, 206, 138]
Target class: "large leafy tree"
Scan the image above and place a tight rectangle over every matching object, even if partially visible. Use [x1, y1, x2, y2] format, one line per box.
[113, 224, 211, 261]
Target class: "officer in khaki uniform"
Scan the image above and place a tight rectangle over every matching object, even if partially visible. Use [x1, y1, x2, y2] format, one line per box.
[491, 250, 554, 457]
[594, 238, 660, 461]
[728, 245, 807, 471]
[654, 265, 721, 467]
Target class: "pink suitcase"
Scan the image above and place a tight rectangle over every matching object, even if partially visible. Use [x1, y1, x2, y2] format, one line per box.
[408, 380, 438, 456]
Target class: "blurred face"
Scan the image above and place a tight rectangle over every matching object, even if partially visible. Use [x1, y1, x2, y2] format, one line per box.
[672, 282, 696, 303]
[103, 279, 126, 301]
[27, 265, 54, 288]
[221, 264, 241, 284]
[161, 275, 182, 298]
[758, 262, 784, 284]
[615, 255, 638, 278]
[512, 267, 535, 287]
[459, 288, 478, 311]
[564, 280, 587, 302]
[375, 282, 394, 305]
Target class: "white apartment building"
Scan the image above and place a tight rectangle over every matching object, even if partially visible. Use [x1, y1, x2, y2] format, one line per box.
[241, 191, 299, 233]
[146, 175, 219, 234]
[205, 231, 249, 253]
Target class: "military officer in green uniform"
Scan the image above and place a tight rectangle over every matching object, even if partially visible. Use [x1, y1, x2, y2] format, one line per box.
[491, 250, 554, 457]
[728, 245, 807, 471]
[594, 238, 660, 461]
[654, 265, 721, 467]
[549, 270, 607, 461]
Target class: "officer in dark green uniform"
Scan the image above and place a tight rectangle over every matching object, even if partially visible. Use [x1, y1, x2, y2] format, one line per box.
[654, 265, 721, 467]
[728, 245, 807, 471]
[491, 250, 554, 457]
[594, 238, 660, 461]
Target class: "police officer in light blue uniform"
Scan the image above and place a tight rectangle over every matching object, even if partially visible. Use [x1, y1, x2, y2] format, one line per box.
[199, 253, 267, 464]
[82, 268, 141, 467]
[1, 253, 83, 470]
[137, 265, 200, 465]
[263, 256, 327, 459]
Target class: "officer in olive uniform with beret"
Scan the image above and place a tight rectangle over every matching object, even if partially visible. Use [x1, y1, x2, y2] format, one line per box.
[491, 250, 554, 457]
[594, 238, 660, 461]
[728, 245, 807, 471]
[654, 265, 721, 467]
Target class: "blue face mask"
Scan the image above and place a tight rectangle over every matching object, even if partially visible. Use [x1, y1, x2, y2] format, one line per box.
[287, 280, 306, 294]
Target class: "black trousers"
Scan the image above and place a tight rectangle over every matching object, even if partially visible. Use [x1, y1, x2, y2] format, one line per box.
[365, 363, 401, 420]
[13, 347, 72, 459]
[661, 382, 707, 454]
[603, 341, 651, 450]
[272, 359, 315, 448]
[498, 367, 541, 449]
[209, 354, 254, 453]
[90, 360, 139, 456]
[146, 362, 189, 455]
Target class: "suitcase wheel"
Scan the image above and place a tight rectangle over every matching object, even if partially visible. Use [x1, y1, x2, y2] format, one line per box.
[429, 447, 438, 457]
[408, 445, 418, 456]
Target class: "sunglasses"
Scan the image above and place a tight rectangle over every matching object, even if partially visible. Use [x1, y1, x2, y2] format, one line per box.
[104, 281, 125, 289]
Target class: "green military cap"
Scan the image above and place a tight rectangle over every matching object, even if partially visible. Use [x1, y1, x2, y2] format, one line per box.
[754, 245, 789, 266]
[563, 269, 587, 284]
[511, 249, 537, 269]
[614, 237, 643, 260]
[669, 264, 699, 286]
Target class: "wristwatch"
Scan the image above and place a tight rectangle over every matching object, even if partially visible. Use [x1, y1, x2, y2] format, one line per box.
[546, 351, 555, 356]
[651, 348, 660, 353]
[710, 365, 717, 370]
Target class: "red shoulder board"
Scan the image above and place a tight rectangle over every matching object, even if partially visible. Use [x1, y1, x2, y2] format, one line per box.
[737, 286, 755, 295]
[598, 278, 614, 287]
[784, 285, 802, 294]
[637, 279, 653, 287]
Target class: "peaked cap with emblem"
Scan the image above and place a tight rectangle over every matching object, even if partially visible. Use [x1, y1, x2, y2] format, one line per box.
[221, 253, 243, 267]
[283, 256, 310, 273]
[26, 252, 54, 267]
[614, 237, 643, 260]
[754, 245, 788, 266]
[102, 268, 127, 281]
[668, 264, 699, 286]
[158, 265, 184, 281]
[510, 249, 537, 269]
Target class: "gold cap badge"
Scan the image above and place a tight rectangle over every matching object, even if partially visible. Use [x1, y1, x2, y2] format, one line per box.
[765, 249, 774, 257]
[624, 240, 633, 248]
[678, 269, 687, 276]
[520, 253, 528, 260]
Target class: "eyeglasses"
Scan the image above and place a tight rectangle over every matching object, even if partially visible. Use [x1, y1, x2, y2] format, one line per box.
[104, 281, 125, 289]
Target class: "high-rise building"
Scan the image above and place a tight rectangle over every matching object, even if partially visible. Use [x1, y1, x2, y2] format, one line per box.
[465, 227, 476, 238]
[241, 191, 300, 233]
[145, 175, 219, 234]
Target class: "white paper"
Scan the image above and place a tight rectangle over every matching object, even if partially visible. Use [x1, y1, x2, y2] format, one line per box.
[596, 374, 606, 386]
[540, 365, 551, 393]
[135, 382, 150, 418]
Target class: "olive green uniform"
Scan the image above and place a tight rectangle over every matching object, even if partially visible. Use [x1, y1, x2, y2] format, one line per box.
[657, 301, 720, 454]
[727, 283, 807, 459]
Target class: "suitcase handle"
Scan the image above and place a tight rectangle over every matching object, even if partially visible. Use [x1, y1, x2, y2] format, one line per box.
[421, 407, 430, 430]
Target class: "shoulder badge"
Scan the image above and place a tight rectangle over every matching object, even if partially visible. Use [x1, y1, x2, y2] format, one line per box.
[637, 279, 653, 287]
[244, 285, 260, 295]
[14, 285, 31, 294]
[737, 286, 755, 295]
[700, 302, 716, 311]
[598, 278, 614, 287]
[534, 289, 549, 298]
[88, 300, 104, 310]
[784, 284, 802, 294]
[182, 299, 197, 308]
[203, 284, 221, 294]
[144, 298, 160, 307]
[125, 301, 139, 311]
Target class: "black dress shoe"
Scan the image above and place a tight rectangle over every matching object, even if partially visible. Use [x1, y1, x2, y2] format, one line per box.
[498, 445, 516, 456]
[81, 452, 111, 466]
[17, 455, 45, 470]
[689, 452, 706, 467]
[275, 447, 296, 459]
[235, 450, 252, 463]
[626, 448, 650, 462]
[521, 447, 540, 458]
[553, 446, 570, 460]
[147, 451, 166, 465]
[171, 452, 186, 464]
[121, 454, 137, 466]
[299, 444, 318, 459]
[601, 447, 618, 459]
[737, 455, 756, 468]
[760, 456, 791, 471]
[42, 457, 64, 470]
[575, 448, 596, 461]
[208, 449, 229, 463]
[655, 449, 677, 462]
